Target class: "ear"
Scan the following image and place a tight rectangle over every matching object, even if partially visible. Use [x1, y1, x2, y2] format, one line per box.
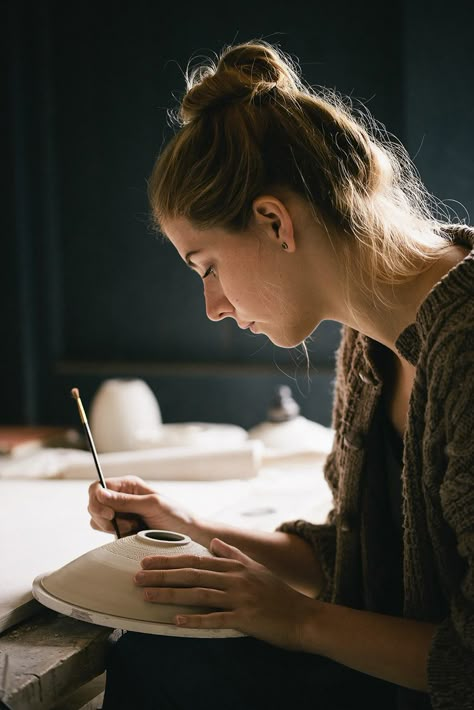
[251, 195, 296, 252]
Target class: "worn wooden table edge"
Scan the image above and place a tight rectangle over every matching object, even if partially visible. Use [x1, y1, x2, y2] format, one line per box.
[0, 611, 121, 710]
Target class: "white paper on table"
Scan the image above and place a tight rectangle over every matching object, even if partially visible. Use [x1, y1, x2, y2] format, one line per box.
[60, 441, 263, 481]
[0, 442, 264, 481]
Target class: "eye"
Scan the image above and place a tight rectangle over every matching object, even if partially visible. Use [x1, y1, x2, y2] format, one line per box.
[202, 265, 216, 279]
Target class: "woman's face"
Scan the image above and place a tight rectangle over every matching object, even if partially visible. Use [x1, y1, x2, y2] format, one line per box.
[162, 198, 336, 348]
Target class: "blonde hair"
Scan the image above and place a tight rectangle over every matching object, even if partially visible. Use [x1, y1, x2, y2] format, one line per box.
[148, 40, 453, 324]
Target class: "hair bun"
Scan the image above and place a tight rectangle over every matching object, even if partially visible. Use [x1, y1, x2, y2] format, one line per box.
[179, 42, 301, 123]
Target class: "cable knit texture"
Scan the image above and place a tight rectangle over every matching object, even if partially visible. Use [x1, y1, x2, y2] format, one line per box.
[278, 225, 474, 709]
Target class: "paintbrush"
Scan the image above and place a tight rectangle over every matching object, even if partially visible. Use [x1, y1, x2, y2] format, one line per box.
[71, 387, 121, 539]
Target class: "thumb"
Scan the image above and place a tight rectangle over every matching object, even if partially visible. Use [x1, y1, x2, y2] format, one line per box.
[210, 538, 252, 564]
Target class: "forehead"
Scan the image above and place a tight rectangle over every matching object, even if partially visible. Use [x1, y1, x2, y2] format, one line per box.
[162, 218, 250, 268]
[162, 218, 222, 251]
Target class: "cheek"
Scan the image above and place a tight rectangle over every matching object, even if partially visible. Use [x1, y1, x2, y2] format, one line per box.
[223, 254, 276, 313]
[223, 267, 257, 304]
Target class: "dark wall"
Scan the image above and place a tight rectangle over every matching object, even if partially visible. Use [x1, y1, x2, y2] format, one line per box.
[403, 0, 474, 220]
[3, 0, 472, 430]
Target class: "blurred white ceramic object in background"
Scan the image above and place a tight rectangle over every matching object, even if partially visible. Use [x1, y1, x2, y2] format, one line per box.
[160, 422, 247, 448]
[89, 378, 249, 455]
[248, 385, 334, 456]
[90, 379, 163, 453]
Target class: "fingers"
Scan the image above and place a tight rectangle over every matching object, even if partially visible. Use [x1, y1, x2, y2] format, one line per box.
[95, 487, 158, 513]
[175, 611, 237, 630]
[141, 554, 244, 573]
[87, 489, 119, 533]
[140, 585, 230, 608]
[210, 538, 254, 564]
[90, 517, 116, 534]
[87, 476, 156, 517]
[135, 555, 250, 611]
[135, 567, 229, 591]
[88, 482, 158, 532]
[90, 516, 140, 536]
[88, 476, 155, 496]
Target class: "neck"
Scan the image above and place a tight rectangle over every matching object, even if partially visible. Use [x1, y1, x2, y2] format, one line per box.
[329, 245, 469, 365]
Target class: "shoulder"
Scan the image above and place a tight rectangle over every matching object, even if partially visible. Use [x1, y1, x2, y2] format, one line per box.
[422, 315, 474, 456]
[421, 253, 474, 386]
[425, 306, 474, 388]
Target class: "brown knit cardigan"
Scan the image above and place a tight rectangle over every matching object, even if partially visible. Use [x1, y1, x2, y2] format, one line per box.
[279, 225, 474, 709]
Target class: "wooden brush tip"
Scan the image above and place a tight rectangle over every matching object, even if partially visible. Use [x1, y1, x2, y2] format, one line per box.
[71, 387, 80, 400]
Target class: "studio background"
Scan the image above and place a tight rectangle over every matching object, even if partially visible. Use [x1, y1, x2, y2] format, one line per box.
[2, 0, 473, 430]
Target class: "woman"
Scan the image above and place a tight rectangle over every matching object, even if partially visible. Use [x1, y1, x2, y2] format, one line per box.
[89, 41, 474, 709]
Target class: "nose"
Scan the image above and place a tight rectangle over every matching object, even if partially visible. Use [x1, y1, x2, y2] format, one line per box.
[203, 280, 234, 322]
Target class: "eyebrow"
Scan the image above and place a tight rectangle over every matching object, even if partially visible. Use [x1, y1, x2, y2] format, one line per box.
[185, 250, 201, 268]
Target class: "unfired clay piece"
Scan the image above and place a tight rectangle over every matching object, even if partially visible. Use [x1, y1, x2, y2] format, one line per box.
[88, 378, 248, 454]
[90, 379, 163, 452]
[248, 415, 334, 453]
[32, 530, 243, 638]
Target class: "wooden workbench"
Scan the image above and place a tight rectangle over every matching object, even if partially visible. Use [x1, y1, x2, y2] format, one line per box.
[0, 612, 118, 709]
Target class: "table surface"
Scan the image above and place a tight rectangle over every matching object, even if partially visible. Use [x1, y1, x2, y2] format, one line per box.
[0, 457, 332, 709]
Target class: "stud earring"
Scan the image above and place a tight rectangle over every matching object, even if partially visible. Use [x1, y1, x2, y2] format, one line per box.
[281, 242, 288, 250]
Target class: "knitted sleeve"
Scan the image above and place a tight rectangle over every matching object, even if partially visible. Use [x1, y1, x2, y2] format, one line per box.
[277, 325, 351, 601]
[277, 462, 338, 602]
[427, 326, 474, 709]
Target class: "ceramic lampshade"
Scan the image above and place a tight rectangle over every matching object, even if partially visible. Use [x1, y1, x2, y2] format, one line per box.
[32, 530, 243, 638]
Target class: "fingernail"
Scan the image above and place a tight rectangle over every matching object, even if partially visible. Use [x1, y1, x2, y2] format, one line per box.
[134, 572, 144, 583]
[175, 616, 186, 625]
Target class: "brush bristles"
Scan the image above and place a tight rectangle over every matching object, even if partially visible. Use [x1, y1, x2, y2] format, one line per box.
[71, 387, 80, 400]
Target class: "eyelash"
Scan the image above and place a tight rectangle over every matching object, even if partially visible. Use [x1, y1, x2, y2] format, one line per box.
[202, 265, 216, 279]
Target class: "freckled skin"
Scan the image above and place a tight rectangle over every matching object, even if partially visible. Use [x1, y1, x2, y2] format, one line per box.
[162, 193, 337, 348]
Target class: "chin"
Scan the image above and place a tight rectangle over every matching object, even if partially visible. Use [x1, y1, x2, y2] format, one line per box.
[266, 323, 319, 349]
[267, 332, 307, 349]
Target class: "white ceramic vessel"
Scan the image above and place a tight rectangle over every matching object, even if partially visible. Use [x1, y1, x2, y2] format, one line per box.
[88, 378, 249, 455]
[89, 379, 163, 453]
[32, 530, 243, 638]
[248, 415, 334, 454]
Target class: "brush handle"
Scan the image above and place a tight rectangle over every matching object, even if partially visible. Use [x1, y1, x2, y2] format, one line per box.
[82, 419, 121, 539]
[72, 388, 122, 538]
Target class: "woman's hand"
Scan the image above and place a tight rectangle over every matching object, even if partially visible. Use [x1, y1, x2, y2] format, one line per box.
[88, 475, 196, 538]
[134, 537, 319, 651]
